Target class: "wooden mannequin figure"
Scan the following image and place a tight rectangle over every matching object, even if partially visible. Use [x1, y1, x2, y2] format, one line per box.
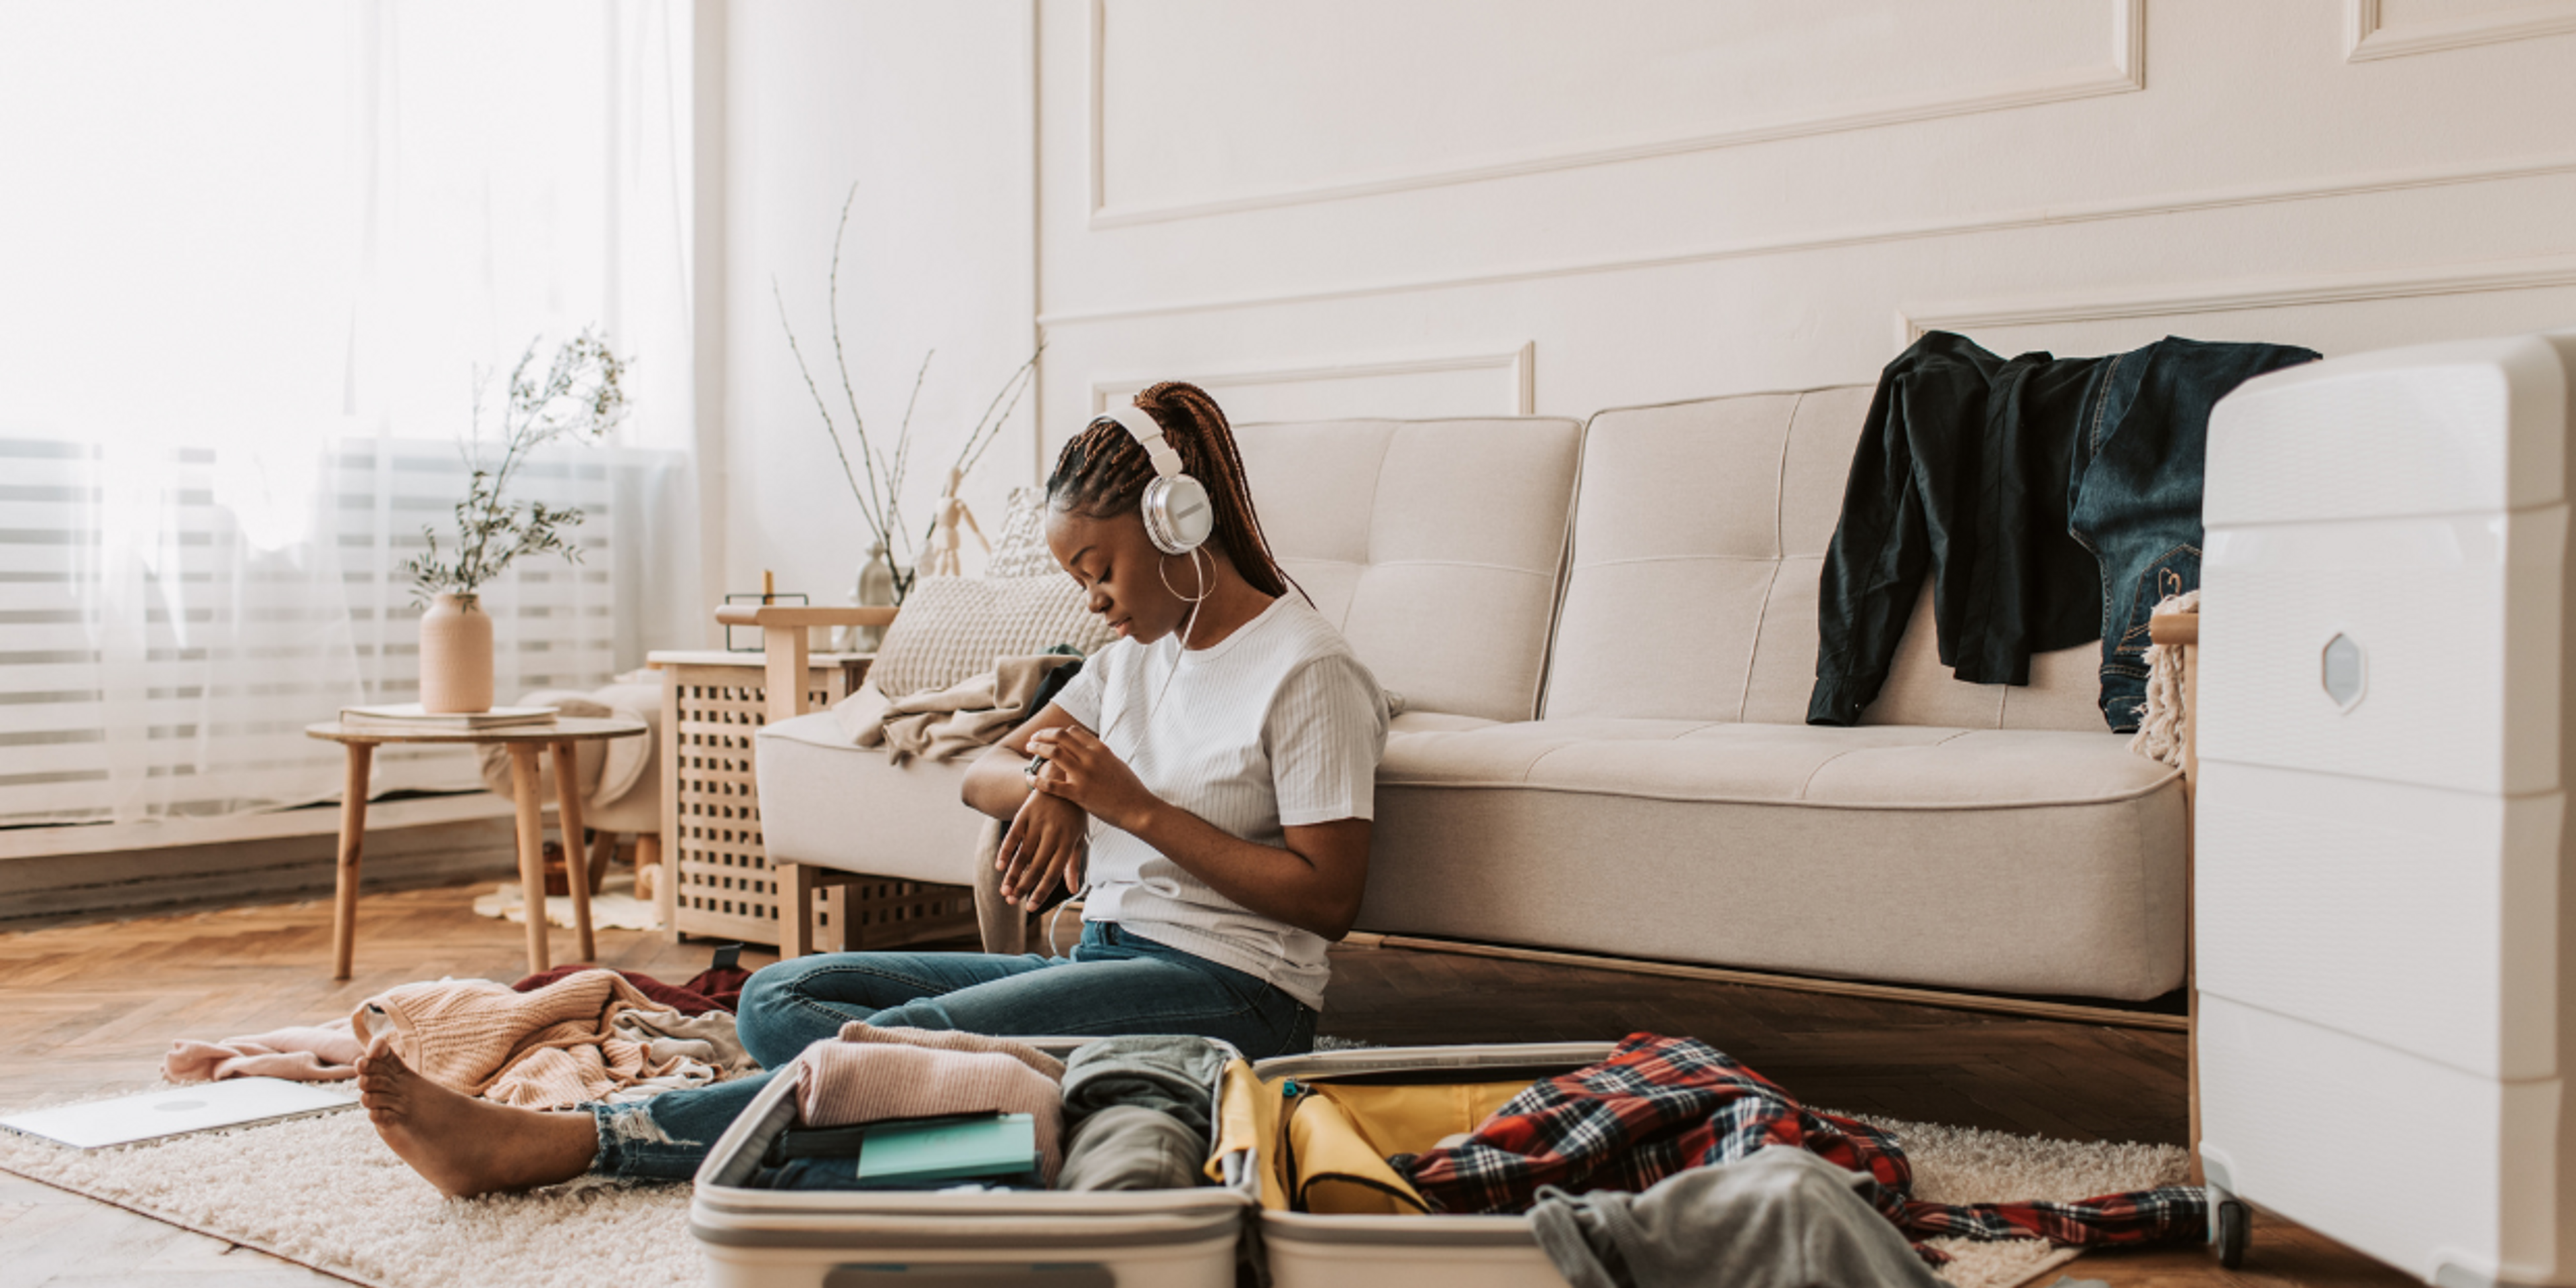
[918, 466, 990, 578]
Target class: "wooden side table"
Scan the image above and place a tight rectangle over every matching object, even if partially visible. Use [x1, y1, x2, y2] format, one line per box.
[645, 647, 875, 945]
[305, 717, 648, 980]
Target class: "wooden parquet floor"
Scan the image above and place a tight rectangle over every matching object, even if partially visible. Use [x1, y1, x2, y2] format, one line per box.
[0, 883, 2410, 1286]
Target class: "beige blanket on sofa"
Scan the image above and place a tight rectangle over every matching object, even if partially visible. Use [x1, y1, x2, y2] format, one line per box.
[834, 653, 1080, 765]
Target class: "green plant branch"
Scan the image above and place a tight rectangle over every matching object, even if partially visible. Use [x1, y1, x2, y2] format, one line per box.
[400, 329, 627, 604]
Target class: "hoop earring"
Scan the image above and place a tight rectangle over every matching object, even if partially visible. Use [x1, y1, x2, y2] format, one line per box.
[1159, 547, 1212, 605]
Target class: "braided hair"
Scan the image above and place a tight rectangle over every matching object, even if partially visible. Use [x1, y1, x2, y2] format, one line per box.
[1046, 380, 1303, 602]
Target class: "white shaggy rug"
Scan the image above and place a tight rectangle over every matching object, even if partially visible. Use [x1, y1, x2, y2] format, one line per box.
[475, 875, 662, 932]
[0, 1089, 2182, 1288]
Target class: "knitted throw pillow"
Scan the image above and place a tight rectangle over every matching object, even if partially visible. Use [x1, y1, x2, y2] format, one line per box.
[869, 573, 1112, 700]
[983, 486, 1059, 580]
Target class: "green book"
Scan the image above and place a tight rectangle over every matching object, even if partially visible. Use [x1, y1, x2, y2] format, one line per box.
[853, 1113, 1040, 1185]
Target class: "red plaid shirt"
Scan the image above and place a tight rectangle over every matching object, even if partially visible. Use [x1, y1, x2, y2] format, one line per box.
[1389, 1034, 2204, 1259]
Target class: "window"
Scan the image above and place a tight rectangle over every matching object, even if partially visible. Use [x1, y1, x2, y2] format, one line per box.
[0, 1, 696, 825]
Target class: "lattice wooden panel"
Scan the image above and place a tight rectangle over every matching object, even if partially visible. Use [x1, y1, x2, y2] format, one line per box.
[661, 659, 977, 949]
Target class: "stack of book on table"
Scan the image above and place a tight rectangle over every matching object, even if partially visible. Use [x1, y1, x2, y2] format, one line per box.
[337, 703, 558, 733]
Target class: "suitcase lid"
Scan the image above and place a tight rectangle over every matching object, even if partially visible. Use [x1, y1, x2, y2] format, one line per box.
[1251, 1040, 1615, 1083]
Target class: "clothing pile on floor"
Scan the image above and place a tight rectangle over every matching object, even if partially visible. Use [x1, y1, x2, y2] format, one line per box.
[162, 959, 755, 1108]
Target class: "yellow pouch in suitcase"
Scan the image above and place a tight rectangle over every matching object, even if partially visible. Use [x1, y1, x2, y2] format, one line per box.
[1210, 1063, 1531, 1215]
[1207, 1060, 1286, 1205]
[1285, 1092, 1422, 1214]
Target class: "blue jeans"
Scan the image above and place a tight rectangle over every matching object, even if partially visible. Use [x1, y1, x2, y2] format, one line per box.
[2065, 336, 2316, 730]
[585, 922, 1315, 1181]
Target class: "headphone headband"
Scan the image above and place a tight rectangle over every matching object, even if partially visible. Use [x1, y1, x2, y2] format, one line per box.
[1101, 405, 1185, 480]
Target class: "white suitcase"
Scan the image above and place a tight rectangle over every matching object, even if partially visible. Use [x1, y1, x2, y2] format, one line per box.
[1226, 1041, 1620, 1288]
[689, 1039, 1254, 1288]
[2196, 331, 2576, 1286]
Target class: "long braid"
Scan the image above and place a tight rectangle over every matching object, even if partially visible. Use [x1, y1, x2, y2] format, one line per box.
[1046, 381, 1305, 603]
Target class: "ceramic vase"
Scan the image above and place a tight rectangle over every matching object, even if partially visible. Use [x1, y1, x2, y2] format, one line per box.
[418, 592, 495, 712]
[844, 541, 900, 653]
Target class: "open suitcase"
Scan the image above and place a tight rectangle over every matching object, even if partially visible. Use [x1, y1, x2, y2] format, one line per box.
[692, 1034, 2239, 1286]
[1220, 1040, 1617, 1288]
[689, 1038, 1257, 1288]
[685, 1037, 1608, 1288]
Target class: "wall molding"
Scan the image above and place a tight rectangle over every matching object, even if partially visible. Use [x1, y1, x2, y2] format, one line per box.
[1896, 253, 2576, 347]
[1089, 343, 1537, 419]
[2346, 0, 2576, 61]
[1038, 149, 2576, 328]
[1084, 0, 2143, 229]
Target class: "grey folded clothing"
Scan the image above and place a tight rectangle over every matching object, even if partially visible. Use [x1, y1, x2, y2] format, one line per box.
[1057, 1104, 1204, 1191]
[1529, 1147, 1947, 1288]
[836, 652, 1082, 765]
[1057, 1034, 1229, 1138]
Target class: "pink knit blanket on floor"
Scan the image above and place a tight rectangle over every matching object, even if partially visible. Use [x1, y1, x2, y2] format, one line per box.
[354, 969, 737, 1110]
[165, 1020, 364, 1083]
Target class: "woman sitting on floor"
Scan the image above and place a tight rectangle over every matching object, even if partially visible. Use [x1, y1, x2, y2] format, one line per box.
[359, 381, 1390, 1196]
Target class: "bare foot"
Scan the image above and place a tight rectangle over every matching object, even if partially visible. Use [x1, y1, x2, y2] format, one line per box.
[356, 1038, 599, 1197]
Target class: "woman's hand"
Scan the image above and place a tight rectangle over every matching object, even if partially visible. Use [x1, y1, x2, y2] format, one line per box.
[996, 789, 1089, 908]
[1025, 725, 1158, 835]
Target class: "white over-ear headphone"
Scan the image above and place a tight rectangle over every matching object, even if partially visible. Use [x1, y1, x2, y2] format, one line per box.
[1100, 405, 1214, 556]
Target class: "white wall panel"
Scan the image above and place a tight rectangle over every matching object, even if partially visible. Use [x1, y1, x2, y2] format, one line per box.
[1031, 0, 2576, 458]
[1090, 344, 1534, 424]
[2349, 0, 2576, 60]
[1092, 0, 2135, 225]
[720, 0, 2576, 586]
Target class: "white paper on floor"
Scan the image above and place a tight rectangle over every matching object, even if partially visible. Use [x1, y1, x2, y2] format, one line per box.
[0, 1079, 357, 1149]
[474, 872, 660, 932]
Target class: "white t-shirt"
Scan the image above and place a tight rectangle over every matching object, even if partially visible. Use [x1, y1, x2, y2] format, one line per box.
[1048, 593, 1387, 1009]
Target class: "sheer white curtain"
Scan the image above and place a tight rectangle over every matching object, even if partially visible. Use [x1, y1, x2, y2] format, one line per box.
[0, 0, 697, 826]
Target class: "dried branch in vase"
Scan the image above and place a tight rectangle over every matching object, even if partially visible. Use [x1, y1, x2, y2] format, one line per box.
[774, 182, 1040, 604]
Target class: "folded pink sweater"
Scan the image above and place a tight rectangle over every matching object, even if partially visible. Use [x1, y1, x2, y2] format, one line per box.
[796, 1025, 1066, 1182]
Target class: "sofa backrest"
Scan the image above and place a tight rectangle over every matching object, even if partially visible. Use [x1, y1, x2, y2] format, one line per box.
[1541, 387, 2104, 731]
[1236, 416, 1583, 723]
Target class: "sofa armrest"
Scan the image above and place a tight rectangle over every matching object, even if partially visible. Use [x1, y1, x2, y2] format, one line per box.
[711, 604, 902, 722]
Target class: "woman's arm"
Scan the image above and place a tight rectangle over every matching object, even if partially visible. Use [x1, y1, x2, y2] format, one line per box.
[961, 702, 1078, 820]
[964, 704, 1093, 907]
[1024, 724, 1373, 940]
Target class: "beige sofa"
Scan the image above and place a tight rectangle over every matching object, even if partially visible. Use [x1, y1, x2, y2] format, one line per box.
[758, 384, 2186, 1002]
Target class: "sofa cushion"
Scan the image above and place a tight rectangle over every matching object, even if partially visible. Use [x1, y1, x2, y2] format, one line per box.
[1237, 417, 1582, 723]
[1544, 387, 2103, 731]
[755, 711, 989, 887]
[1363, 718, 2184, 1000]
[869, 575, 1114, 702]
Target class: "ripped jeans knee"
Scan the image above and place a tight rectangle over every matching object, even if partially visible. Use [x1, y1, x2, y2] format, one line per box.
[586, 1100, 709, 1182]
